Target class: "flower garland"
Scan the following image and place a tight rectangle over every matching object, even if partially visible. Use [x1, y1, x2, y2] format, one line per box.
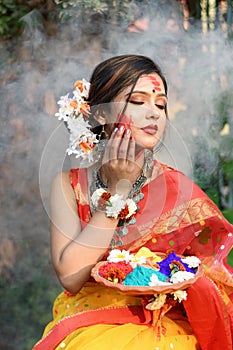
[90, 166, 147, 248]
[91, 188, 137, 220]
[55, 79, 99, 161]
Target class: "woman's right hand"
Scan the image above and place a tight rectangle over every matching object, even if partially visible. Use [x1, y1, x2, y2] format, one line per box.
[100, 125, 142, 197]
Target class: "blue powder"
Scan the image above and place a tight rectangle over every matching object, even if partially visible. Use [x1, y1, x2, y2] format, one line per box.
[157, 251, 196, 276]
[122, 266, 168, 286]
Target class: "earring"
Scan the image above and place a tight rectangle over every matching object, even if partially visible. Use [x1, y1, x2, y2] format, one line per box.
[97, 124, 109, 155]
[153, 140, 163, 156]
[99, 124, 109, 141]
[143, 149, 154, 179]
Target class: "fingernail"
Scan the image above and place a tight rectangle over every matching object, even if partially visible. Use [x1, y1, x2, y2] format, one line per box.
[119, 125, 125, 131]
[113, 127, 118, 133]
[126, 129, 131, 135]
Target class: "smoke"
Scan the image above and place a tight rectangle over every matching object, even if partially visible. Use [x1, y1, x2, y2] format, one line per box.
[0, 0, 233, 347]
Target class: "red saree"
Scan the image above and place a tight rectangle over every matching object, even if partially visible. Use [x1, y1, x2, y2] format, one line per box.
[33, 164, 233, 350]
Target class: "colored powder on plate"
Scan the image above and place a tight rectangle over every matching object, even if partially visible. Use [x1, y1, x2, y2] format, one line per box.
[158, 251, 196, 276]
[134, 247, 162, 262]
[122, 265, 168, 286]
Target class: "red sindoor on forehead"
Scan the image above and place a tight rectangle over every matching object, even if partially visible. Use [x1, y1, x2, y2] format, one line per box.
[141, 75, 162, 92]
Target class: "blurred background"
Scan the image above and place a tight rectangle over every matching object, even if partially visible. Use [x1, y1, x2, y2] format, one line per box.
[0, 1, 233, 348]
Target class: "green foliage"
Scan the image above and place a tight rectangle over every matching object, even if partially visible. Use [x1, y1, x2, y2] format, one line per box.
[0, 0, 58, 39]
[222, 208, 233, 224]
[0, 0, 147, 39]
[0, 245, 61, 349]
[205, 188, 220, 207]
[0, 0, 29, 38]
[221, 160, 233, 180]
[227, 248, 233, 268]
[54, 0, 140, 24]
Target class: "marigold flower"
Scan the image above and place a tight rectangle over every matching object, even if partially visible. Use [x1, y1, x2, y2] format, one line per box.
[105, 268, 126, 283]
[101, 192, 111, 201]
[99, 261, 133, 283]
[118, 205, 130, 219]
[170, 260, 186, 274]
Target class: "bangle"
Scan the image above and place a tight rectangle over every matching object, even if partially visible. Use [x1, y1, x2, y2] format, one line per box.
[91, 188, 137, 220]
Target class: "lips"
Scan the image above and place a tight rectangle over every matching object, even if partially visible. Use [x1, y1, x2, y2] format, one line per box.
[141, 125, 158, 135]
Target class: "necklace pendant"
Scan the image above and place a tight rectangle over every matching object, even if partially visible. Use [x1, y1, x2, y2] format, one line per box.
[138, 192, 144, 200]
[116, 239, 123, 247]
[122, 227, 128, 235]
[128, 216, 136, 225]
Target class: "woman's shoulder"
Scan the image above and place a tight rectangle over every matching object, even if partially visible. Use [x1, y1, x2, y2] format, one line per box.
[52, 171, 70, 185]
[157, 161, 191, 178]
[156, 161, 187, 177]
[52, 169, 82, 187]
[157, 162, 176, 172]
[156, 161, 199, 191]
[51, 171, 76, 200]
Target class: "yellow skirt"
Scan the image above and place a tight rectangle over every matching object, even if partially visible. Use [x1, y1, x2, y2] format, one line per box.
[38, 283, 200, 350]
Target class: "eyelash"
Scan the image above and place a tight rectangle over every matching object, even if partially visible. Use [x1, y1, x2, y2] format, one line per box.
[129, 101, 143, 105]
[156, 104, 166, 110]
[129, 100, 166, 110]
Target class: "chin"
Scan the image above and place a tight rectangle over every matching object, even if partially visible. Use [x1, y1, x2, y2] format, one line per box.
[136, 137, 161, 150]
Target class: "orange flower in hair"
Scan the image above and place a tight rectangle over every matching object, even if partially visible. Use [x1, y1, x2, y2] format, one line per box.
[74, 80, 85, 92]
[80, 101, 90, 116]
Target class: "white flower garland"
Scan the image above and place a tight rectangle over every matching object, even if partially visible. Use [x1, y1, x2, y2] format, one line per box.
[55, 79, 99, 161]
[91, 188, 137, 220]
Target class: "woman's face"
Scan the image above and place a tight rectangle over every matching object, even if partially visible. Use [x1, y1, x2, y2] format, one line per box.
[111, 73, 167, 151]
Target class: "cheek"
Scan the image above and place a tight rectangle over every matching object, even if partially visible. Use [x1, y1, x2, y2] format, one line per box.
[157, 117, 167, 139]
[161, 115, 167, 128]
[116, 113, 134, 128]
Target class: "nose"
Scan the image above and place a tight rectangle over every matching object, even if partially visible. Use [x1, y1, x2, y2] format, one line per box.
[145, 108, 160, 120]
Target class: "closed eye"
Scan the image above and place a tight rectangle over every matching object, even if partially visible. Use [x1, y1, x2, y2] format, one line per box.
[155, 104, 166, 110]
[129, 100, 144, 105]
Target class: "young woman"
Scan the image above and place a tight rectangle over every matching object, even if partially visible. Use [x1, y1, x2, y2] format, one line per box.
[34, 55, 233, 350]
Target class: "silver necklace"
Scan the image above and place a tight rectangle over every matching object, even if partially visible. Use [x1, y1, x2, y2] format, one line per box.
[90, 150, 153, 248]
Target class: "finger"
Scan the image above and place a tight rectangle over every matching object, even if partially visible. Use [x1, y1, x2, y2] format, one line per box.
[117, 129, 131, 160]
[102, 126, 118, 164]
[107, 125, 125, 162]
[127, 137, 135, 162]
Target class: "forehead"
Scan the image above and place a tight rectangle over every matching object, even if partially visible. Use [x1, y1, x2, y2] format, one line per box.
[134, 73, 165, 92]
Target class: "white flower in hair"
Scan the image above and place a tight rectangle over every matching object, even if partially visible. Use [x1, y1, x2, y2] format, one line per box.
[55, 79, 99, 161]
[55, 94, 75, 122]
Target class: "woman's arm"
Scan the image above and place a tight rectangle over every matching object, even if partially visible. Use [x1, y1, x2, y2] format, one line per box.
[50, 172, 119, 294]
[50, 128, 142, 293]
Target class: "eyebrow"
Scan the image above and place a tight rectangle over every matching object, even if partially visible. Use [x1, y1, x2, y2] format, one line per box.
[125, 91, 168, 99]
